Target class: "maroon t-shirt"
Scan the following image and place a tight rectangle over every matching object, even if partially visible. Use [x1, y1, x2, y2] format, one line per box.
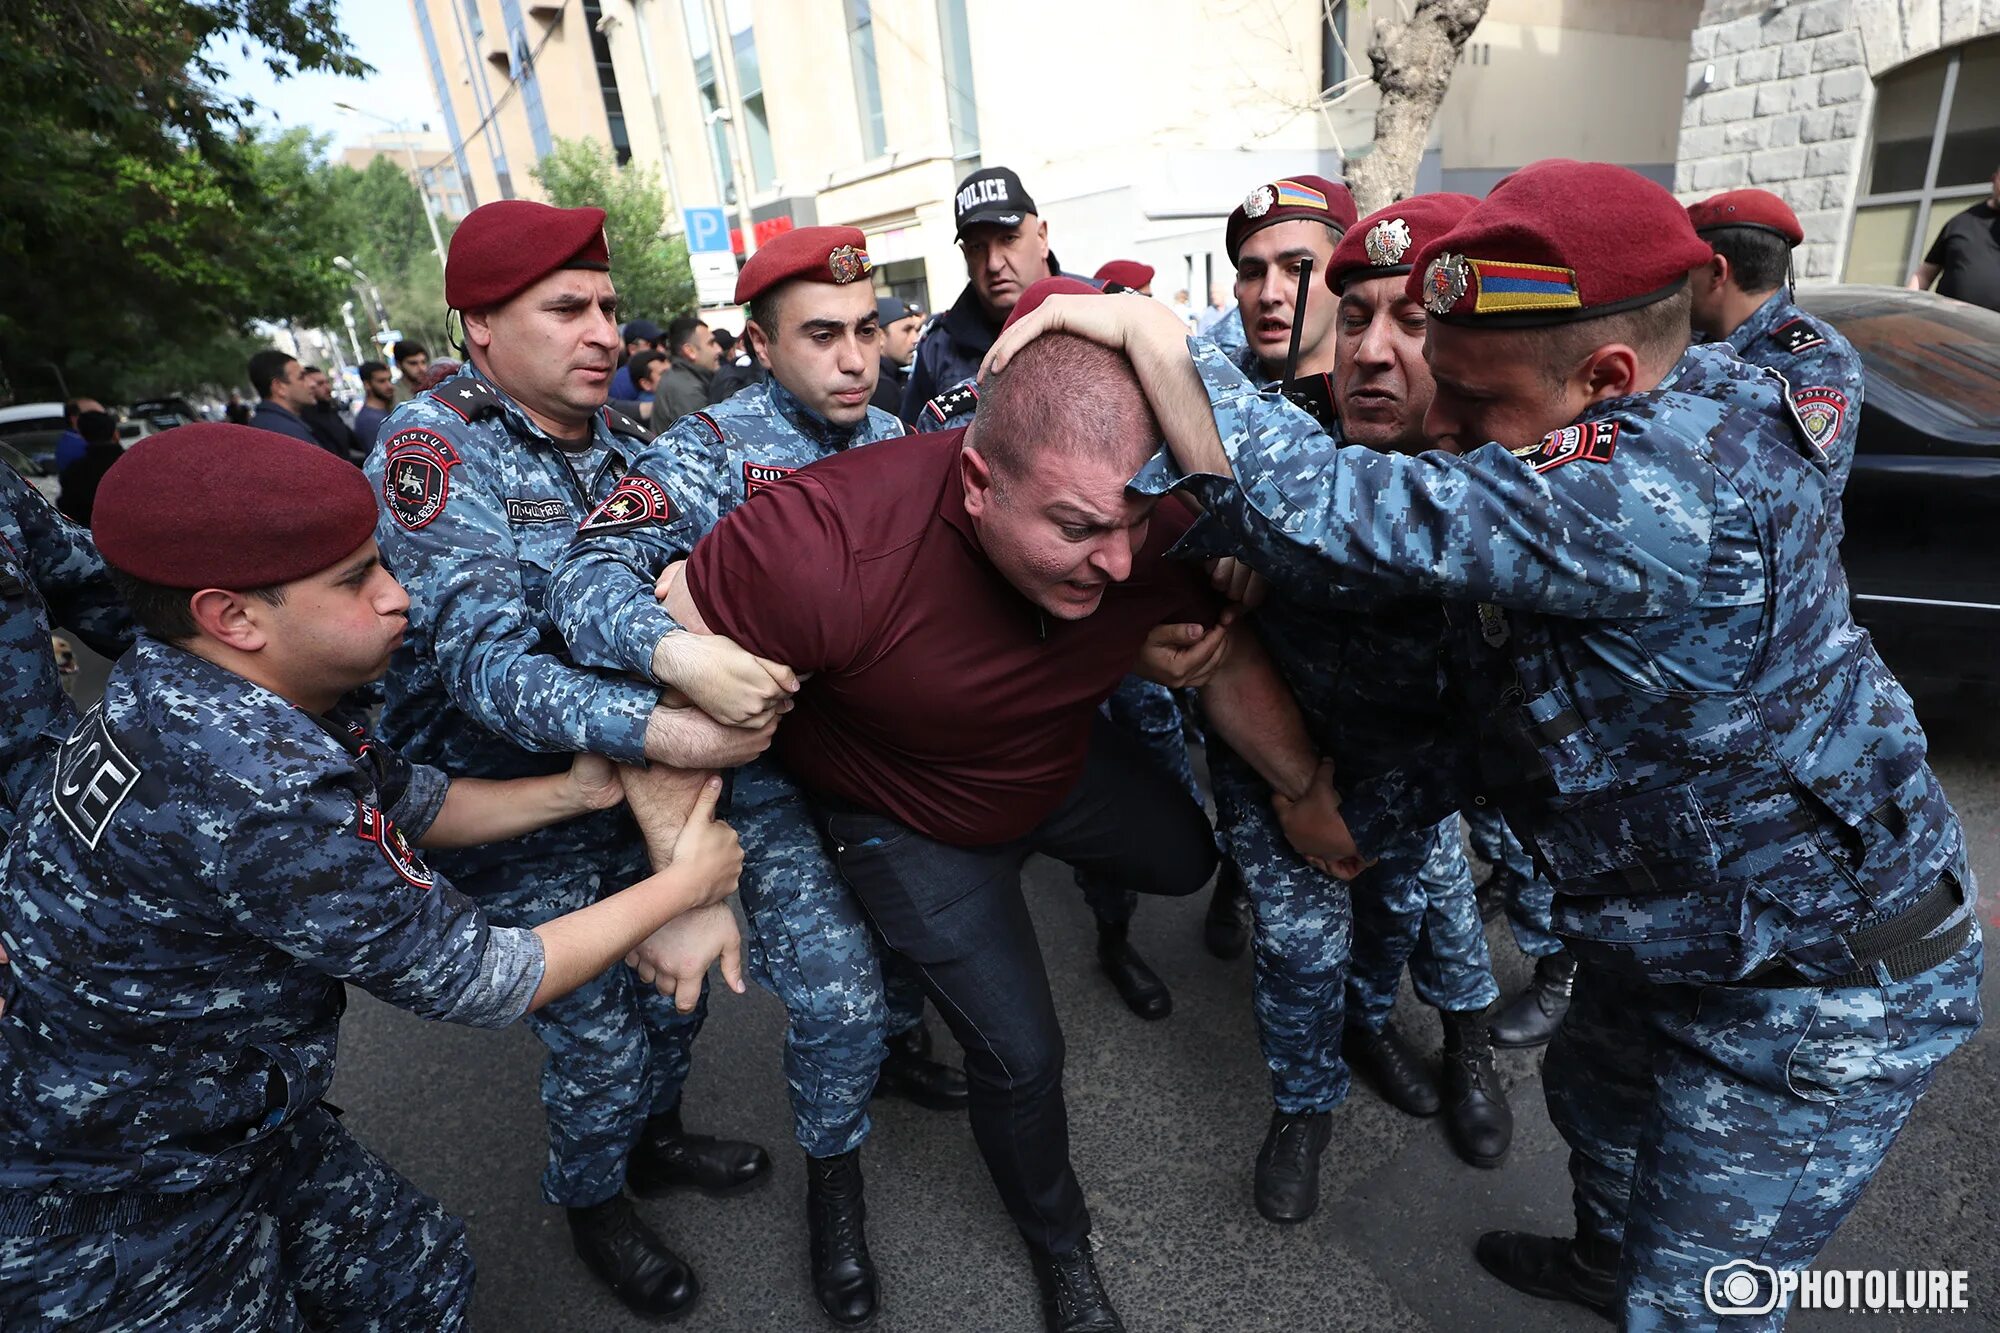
[688, 428, 1214, 845]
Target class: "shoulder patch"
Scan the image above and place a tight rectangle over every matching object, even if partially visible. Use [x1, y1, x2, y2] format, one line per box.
[53, 706, 141, 849]
[1772, 318, 1827, 355]
[1789, 386, 1848, 454]
[382, 429, 463, 530]
[600, 403, 652, 443]
[743, 461, 797, 498]
[578, 474, 675, 537]
[1514, 419, 1620, 474]
[356, 802, 435, 890]
[921, 382, 979, 430]
[690, 412, 726, 444]
[428, 374, 504, 423]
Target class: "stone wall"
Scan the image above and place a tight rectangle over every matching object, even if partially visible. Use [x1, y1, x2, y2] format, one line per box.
[1675, 0, 2000, 278]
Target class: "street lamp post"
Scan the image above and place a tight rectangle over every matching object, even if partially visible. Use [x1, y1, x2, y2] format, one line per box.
[333, 257, 393, 348]
[335, 101, 450, 276]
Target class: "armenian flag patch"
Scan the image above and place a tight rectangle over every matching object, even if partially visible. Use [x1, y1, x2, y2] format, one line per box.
[1273, 179, 1328, 211]
[1470, 260, 1581, 315]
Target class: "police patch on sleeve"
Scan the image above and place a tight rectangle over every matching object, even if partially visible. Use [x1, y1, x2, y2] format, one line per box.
[382, 429, 463, 530]
[1513, 419, 1620, 474]
[743, 461, 797, 498]
[54, 706, 141, 849]
[1773, 318, 1827, 355]
[1790, 387, 1848, 454]
[356, 802, 435, 890]
[577, 475, 675, 537]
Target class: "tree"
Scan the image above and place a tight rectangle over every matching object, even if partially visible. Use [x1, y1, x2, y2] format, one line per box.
[1346, 0, 1491, 214]
[323, 156, 456, 357]
[533, 138, 696, 322]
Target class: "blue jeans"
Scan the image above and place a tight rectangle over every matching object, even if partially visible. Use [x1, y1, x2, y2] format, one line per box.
[812, 717, 1216, 1256]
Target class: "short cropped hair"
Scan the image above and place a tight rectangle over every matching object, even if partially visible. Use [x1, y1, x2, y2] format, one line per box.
[1531, 285, 1693, 389]
[628, 350, 666, 390]
[967, 332, 1161, 486]
[392, 339, 427, 363]
[76, 410, 117, 446]
[358, 359, 389, 380]
[108, 569, 285, 644]
[666, 315, 706, 358]
[1705, 225, 1793, 294]
[247, 350, 298, 400]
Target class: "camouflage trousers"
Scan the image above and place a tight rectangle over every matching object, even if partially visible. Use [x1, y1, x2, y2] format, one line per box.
[0, 1104, 470, 1332]
[1212, 742, 1353, 1113]
[735, 792, 929, 1158]
[470, 847, 704, 1207]
[1545, 921, 1983, 1330]
[1079, 676, 1202, 927]
[1346, 817, 1500, 1033]
[1464, 804, 1563, 958]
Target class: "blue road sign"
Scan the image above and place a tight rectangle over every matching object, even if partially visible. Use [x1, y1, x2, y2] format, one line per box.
[682, 207, 731, 254]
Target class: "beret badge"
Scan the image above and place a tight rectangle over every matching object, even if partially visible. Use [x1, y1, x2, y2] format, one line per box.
[1242, 185, 1275, 219]
[1365, 218, 1412, 267]
[1422, 252, 1470, 316]
[827, 244, 872, 284]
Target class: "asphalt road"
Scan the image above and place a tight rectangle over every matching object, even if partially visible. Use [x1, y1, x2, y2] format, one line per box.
[54, 643, 2000, 1331]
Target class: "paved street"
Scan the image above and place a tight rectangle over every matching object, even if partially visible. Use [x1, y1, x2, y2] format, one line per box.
[312, 690, 2000, 1333]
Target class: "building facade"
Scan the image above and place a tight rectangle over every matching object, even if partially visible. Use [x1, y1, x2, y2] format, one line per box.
[340, 130, 473, 220]
[410, 0, 1705, 317]
[1675, 0, 2000, 283]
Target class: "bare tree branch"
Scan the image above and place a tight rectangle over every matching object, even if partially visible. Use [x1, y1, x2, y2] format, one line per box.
[1347, 0, 1490, 214]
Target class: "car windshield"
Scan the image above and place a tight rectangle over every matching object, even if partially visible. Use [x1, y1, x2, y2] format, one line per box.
[1798, 288, 2000, 444]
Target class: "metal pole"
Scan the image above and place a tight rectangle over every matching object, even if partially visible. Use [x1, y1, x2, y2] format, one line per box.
[626, 0, 689, 232]
[700, 0, 760, 259]
[401, 132, 451, 275]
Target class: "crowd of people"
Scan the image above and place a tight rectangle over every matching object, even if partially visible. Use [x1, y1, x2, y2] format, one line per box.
[0, 154, 1985, 1333]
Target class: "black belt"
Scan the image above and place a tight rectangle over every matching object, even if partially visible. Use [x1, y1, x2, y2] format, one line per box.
[1735, 872, 1973, 988]
[0, 1177, 237, 1237]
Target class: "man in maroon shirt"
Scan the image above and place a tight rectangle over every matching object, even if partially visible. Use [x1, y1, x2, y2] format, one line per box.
[657, 333, 1343, 1333]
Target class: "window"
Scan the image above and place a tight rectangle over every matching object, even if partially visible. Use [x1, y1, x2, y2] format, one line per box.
[415, 0, 479, 207]
[1321, 0, 1349, 93]
[580, 0, 632, 166]
[1847, 35, 2000, 285]
[847, 0, 888, 159]
[935, 0, 979, 163]
[725, 0, 774, 189]
[496, 0, 553, 161]
[682, 0, 736, 202]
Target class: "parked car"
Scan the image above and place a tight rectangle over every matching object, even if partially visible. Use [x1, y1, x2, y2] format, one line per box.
[0, 438, 61, 503]
[1799, 285, 2000, 695]
[0, 402, 69, 470]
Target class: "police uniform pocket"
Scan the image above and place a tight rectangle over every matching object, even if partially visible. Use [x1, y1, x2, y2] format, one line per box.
[1782, 987, 1889, 1105]
[1531, 783, 1720, 898]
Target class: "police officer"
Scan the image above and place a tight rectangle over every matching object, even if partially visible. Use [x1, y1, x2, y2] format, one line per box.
[902, 166, 1067, 420]
[1221, 174, 1357, 425]
[548, 226, 968, 1329]
[0, 466, 131, 835]
[994, 159, 1982, 1330]
[0, 424, 746, 1331]
[1688, 188, 1866, 498]
[911, 278, 1211, 1017]
[365, 199, 777, 1320]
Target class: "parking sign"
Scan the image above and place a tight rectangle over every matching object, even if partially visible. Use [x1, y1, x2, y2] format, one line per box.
[682, 207, 730, 254]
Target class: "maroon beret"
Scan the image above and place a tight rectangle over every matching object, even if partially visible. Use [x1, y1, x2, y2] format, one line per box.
[1003, 276, 1102, 330]
[736, 226, 873, 305]
[445, 200, 610, 312]
[94, 424, 380, 589]
[1093, 260, 1155, 291]
[1407, 160, 1714, 327]
[1687, 188, 1804, 246]
[1224, 175, 1359, 265]
[1326, 193, 1481, 293]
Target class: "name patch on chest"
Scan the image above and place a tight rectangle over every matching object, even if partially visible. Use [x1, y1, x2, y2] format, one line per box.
[1772, 318, 1827, 355]
[383, 429, 463, 531]
[743, 461, 796, 498]
[1513, 419, 1620, 474]
[53, 708, 141, 849]
[506, 496, 571, 526]
[356, 802, 435, 890]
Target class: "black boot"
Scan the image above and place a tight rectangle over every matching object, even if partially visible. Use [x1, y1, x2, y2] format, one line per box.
[1473, 867, 1515, 923]
[1342, 1022, 1441, 1117]
[566, 1194, 700, 1321]
[806, 1150, 879, 1327]
[1029, 1243, 1123, 1333]
[1489, 951, 1576, 1049]
[873, 1024, 969, 1111]
[1441, 1008, 1513, 1169]
[1253, 1108, 1332, 1224]
[1202, 861, 1250, 959]
[1095, 921, 1171, 1020]
[1474, 1230, 1619, 1322]
[625, 1102, 772, 1198]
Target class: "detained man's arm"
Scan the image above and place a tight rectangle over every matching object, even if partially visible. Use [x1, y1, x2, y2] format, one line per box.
[619, 747, 749, 1013]
[419, 752, 626, 849]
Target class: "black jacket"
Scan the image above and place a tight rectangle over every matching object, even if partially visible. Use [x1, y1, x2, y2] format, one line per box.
[871, 357, 909, 417]
[900, 285, 1000, 421]
[57, 444, 123, 526]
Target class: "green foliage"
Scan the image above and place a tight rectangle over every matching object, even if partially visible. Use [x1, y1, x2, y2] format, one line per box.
[322, 156, 456, 358]
[0, 0, 365, 401]
[533, 138, 696, 323]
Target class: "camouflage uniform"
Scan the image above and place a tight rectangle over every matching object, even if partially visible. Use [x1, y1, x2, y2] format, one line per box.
[365, 371, 703, 1208]
[547, 379, 927, 1158]
[1464, 804, 1563, 959]
[0, 640, 536, 1328]
[1719, 288, 1864, 501]
[0, 468, 131, 836]
[1171, 337, 1983, 1328]
[913, 378, 1200, 929]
